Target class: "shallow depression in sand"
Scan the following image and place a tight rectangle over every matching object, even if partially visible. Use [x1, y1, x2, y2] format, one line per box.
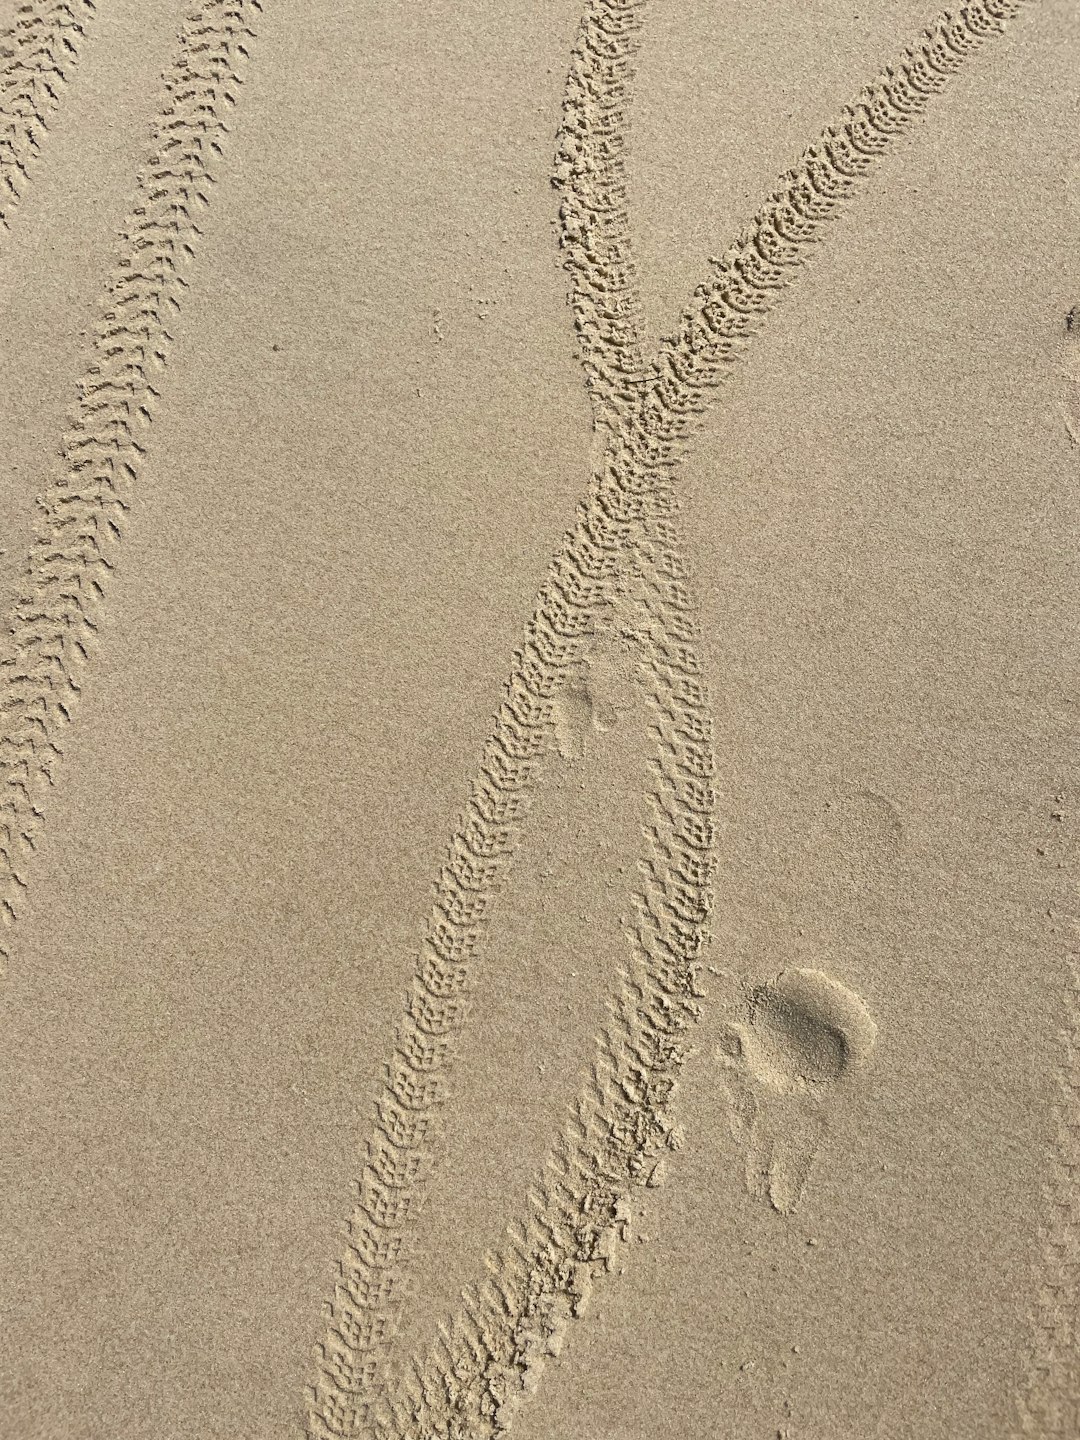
[716, 967, 878, 1214]
[740, 968, 878, 1093]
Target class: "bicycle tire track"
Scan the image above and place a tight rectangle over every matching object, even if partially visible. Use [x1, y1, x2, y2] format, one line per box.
[307, 3, 1031, 1436]
[0, 0, 96, 231]
[0, 0, 263, 971]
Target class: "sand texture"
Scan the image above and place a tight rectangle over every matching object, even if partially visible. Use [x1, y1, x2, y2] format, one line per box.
[0, 1, 1078, 1437]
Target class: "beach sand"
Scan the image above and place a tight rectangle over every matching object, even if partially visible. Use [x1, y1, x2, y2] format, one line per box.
[0, 2, 1078, 1437]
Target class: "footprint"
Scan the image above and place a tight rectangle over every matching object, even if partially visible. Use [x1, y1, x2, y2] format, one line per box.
[550, 671, 600, 761]
[716, 968, 877, 1215]
[550, 628, 633, 762]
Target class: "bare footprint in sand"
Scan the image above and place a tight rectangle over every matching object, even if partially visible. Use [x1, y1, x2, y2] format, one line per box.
[716, 968, 877, 1215]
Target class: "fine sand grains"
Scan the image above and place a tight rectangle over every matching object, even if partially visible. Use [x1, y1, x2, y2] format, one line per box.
[0, 1, 1073, 1436]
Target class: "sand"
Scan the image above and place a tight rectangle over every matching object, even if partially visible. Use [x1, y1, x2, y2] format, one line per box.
[0, 1, 1077, 1437]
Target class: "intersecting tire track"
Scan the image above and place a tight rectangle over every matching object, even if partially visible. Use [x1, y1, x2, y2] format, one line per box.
[308, 3, 1032, 1438]
[0, 0, 263, 969]
[0, 0, 95, 231]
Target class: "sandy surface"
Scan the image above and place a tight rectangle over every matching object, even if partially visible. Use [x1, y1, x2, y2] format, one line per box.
[1, 2, 1078, 1437]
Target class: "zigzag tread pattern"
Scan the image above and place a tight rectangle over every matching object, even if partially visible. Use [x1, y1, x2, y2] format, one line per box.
[0, 0, 263, 968]
[307, 3, 1031, 1436]
[0, 0, 95, 229]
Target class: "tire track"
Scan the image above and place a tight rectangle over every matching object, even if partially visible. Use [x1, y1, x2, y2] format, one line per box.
[307, 4, 1030, 1436]
[1014, 959, 1080, 1437]
[0, 0, 96, 231]
[554, 0, 648, 427]
[0, 0, 262, 971]
[1012, 799, 1080, 1436]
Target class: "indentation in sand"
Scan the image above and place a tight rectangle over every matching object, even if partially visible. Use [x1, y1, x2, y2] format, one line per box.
[717, 968, 877, 1215]
[550, 625, 628, 762]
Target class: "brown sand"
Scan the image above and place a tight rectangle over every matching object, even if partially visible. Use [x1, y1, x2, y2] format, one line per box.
[0, 1, 1078, 1437]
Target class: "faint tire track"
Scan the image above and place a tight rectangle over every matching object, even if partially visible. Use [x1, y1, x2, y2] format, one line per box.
[1011, 806, 1080, 1438]
[0, 0, 263, 970]
[307, 3, 1033, 1438]
[1014, 958, 1080, 1437]
[0, 0, 96, 232]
